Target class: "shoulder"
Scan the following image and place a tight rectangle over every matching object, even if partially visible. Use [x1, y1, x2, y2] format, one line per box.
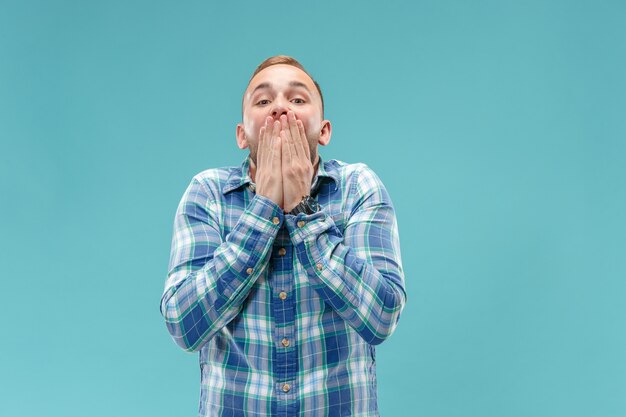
[180, 165, 238, 202]
[193, 164, 241, 189]
[193, 165, 237, 183]
[325, 159, 386, 190]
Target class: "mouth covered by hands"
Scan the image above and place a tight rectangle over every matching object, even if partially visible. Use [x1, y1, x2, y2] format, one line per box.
[254, 111, 314, 213]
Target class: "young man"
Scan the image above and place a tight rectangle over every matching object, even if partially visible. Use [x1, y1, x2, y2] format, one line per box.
[161, 56, 407, 417]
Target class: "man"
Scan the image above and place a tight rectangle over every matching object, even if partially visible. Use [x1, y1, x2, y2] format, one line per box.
[161, 55, 406, 417]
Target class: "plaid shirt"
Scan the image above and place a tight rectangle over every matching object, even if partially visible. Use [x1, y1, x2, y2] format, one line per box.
[161, 157, 406, 417]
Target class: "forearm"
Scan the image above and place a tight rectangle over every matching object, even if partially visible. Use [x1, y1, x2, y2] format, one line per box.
[161, 193, 284, 352]
[285, 209, 406, 345]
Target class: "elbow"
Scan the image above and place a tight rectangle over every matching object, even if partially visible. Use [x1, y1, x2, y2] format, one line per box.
[160, 294, 212, 353]
[358, 326, 394, 346]
[360, 314, 402, 346]
[164, 320, 206, 353]
[366, 334, 387, 346]
[360, 286, 406, 346]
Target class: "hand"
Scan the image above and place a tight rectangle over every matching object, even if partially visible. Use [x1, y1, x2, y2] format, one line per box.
[281, 111, 314, 213]
[255, 116, 284, 209]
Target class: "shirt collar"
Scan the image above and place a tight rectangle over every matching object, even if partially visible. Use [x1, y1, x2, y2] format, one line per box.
[221, 156, 340, 195]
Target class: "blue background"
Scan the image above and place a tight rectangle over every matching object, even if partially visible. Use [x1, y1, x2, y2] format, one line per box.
[1, 0, 625, 416]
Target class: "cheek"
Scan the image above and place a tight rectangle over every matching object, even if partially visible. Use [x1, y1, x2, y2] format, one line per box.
[243, 114, 263, 139]
[300, 114, 322, 139]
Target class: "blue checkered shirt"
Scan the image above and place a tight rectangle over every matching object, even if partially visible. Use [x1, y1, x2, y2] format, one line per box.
[161, 157, 406, 417]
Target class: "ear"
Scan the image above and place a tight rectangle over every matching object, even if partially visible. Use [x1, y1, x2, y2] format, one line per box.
[318, 119, 332, 146]
[236, 123, 249, 150]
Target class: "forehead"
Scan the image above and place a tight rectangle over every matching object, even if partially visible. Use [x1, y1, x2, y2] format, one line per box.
[245, 64, 317, 97]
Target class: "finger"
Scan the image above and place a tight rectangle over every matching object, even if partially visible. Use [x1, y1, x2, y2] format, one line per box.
[260, 117, 268, 142]
[289, 130, 298, 161]
[281, 114, 298, 159]
[262, 117, 271, 146]
[270, 120, 279, 148]
[288, 112, 301, 156]
[264, 116, 272, 141]
[280, 130, 292, 164]
[260, 117, 273, 165]
[271, 121, 282, 163]
[297, 120, 310, 161]
[258, 126, 266, 164]
[271, 119, 281, 141]
[259, 119, 272, 148]
[280, 115, 291, 142]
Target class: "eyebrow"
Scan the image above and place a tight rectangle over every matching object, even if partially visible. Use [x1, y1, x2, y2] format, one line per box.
[288, 81, 311, 92]
[251, 82, 271, 95]
[250, 81, 311, 95]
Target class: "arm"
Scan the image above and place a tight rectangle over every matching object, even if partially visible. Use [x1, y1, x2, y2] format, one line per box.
[160, 177, 283, 352]
[285, 165, 406, 345]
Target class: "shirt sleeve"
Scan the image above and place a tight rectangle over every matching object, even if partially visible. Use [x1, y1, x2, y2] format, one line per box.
[284, 165, 406, 345]
[160, 177, 283, 352]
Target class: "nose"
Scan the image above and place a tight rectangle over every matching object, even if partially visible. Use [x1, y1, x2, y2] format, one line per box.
[270, 96, 289, 119]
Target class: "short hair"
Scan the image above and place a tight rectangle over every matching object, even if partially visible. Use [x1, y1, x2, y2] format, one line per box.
[245, 55, 325, 116]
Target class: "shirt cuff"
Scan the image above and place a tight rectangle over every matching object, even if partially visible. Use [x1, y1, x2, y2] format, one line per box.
[240, 194, 286, 235]
[283, 209, 337, 245]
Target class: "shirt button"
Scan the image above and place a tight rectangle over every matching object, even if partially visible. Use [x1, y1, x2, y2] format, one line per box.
[279, 291, 287, 300]
[278, 247, 286, 256]
[297, 220, 305, 228]
[272, 216, 280, 225]
[281, 338, 290, 347]
[282, 383, 291, 393]
[316, 263, 323, 271]
[246, 267, 253, 275]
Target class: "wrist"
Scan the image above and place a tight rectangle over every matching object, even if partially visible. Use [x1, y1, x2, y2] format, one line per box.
[284, 197, 303, 214]
[287, 195, 320, 216]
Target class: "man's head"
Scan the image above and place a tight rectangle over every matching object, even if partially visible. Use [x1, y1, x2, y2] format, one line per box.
[236, 55, 331, 166]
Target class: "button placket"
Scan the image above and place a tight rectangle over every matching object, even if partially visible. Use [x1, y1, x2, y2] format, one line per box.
[271, 230, 296, 400]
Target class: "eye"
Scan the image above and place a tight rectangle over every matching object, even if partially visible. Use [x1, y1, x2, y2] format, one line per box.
[291, 98, 306, 104]
[256, 99, 271, 106]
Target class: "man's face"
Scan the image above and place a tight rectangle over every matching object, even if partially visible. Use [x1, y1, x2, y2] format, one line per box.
[236, 64, 331, 166]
